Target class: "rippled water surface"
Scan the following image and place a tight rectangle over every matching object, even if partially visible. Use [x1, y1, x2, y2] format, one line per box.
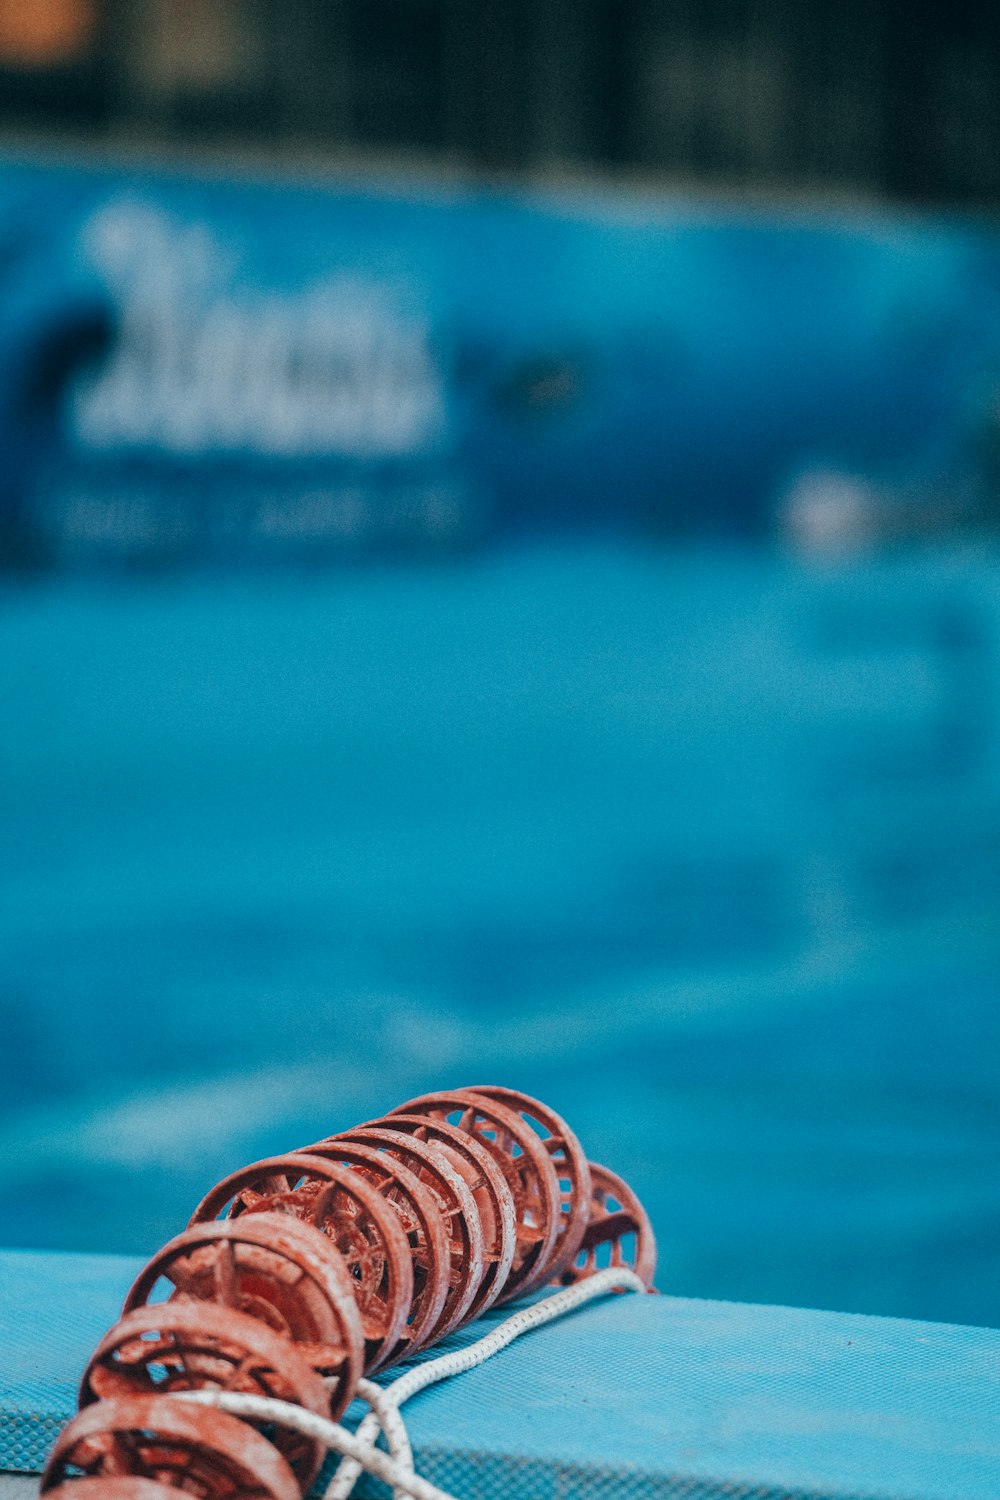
[1, 541, 998, 1327]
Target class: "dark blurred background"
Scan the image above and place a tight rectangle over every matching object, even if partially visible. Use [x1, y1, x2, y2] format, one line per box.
[2, 0, 1000, 205]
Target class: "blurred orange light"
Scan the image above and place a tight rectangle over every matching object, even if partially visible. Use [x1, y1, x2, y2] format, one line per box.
[0, 0, 96, 66]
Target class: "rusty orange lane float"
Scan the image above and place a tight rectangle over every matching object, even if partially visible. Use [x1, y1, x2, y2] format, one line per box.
[556, 1161, 657, 1291]
[124, 1213, 365, 1403]
[41, 1482, 185, 1500]
[330, 1124, 486, 1341]
[189, 1155, 412, 1375]
[79, 1302, 329, 1490]
[296, 1139, 451, 1363]
[460, 1086, 592, 1288]
[42, 1394, 301, 1500]
[386, 1089, 563, 1301]
[45, 1086, 656, 1500]
[381, 1113, 517, 1320]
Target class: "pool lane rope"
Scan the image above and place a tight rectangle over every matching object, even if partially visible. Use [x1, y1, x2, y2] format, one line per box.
[175, 1267, 647, 1500]
[44, 1089, 657, 1500]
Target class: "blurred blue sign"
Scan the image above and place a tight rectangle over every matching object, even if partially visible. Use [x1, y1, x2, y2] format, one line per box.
[1, 153, 1000, 563]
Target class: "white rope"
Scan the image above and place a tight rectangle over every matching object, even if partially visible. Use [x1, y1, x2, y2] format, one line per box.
[326, 1268, 646, 1500]
[173, 1390, 453, 1500]
[352, 1377, 414, 1475]
[175, 1267, 646, 1500]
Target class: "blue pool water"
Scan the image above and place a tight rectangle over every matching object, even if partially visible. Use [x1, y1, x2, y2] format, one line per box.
[1, 539, 998, 1328]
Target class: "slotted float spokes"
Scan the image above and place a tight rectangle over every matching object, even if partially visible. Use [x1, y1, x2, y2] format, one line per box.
[190, 1155, 412, 1374]
[467, 1086, 592, 1287]
[81, 1302, 330, 1484]
[50, 1086, 654, 1500]
[43, 1395, 300, 1500]
[124, 1213, 365, 1399]
[556, 1161, 657, 1290]
[384, 1112, 517, 1319]
[387, 1089, 563, 1300]
[333, 1124, 486, 1340]
[300, 1139, 451, 1363]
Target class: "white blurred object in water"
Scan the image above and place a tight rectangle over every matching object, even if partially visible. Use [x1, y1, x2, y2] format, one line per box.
[779, 468, 879, 558]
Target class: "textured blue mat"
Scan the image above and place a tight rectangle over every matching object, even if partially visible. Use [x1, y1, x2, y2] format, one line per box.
[2, 1248, 998, 1500]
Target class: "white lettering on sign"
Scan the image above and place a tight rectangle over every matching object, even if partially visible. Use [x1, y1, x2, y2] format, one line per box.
[71, 200, 447, 459]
